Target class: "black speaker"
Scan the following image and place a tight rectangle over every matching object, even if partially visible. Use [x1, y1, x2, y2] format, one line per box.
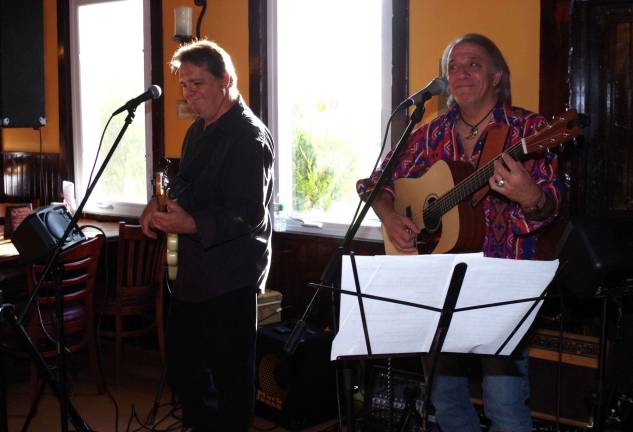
[0, 0, 45, 128]
[556, 216, 633, 298]
[255, 322, 337, 430]
[11, 205, 85, 264]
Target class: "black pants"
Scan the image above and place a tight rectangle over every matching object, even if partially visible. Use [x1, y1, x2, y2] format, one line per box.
[166, 287, 257, 431]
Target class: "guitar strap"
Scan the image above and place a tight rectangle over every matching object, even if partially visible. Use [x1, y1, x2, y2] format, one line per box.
[470, 124, 510, 207]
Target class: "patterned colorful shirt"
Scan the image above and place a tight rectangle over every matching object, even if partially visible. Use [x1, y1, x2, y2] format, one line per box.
[357, 103, 561, 259]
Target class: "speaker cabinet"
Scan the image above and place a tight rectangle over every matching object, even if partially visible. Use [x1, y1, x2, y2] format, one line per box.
[469, 329, 598, 428]
[0, 0, 45, 128]
[11, 205, 85, 263]
[557, 216, 633, 297]
[255, 322, 337, 430]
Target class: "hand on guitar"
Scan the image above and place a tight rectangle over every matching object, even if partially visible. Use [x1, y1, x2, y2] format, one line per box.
[489, 153, 544, 209]
[374, 190, 420, 254]
[150, 198, 197, 235]
[140, 198, 160, 239]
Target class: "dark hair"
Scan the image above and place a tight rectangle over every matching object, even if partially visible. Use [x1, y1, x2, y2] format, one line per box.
[170, 39, 237, 90]
[440, 33, 512, 107]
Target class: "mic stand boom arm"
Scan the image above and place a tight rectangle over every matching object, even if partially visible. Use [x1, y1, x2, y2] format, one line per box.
[12, 108, 138, 432]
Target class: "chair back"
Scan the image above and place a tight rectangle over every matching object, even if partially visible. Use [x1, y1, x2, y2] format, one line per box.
[25, 234, 105, 352]
[115, 222, 164, 303]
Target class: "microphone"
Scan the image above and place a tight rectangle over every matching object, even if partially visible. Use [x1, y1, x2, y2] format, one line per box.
[396, 77, 448, 111]
[112, 85, 162, 116]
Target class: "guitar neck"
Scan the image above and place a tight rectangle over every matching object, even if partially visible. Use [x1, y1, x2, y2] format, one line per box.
[425, 141, 525, 220]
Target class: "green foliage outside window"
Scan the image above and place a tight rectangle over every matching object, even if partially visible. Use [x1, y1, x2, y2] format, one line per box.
[292, 127, 358, 213]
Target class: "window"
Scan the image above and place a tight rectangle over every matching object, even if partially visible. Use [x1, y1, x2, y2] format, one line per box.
[69, 0, 152, 217]
[268, 0, 394, 240]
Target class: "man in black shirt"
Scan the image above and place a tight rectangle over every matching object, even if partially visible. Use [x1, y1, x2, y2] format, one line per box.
[140, 39, 274, 431]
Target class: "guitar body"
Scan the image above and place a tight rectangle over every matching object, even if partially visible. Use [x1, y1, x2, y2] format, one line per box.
[381, 109, 585, 256]
[383, 160, 485, 255]
[155, 172, 178, 281]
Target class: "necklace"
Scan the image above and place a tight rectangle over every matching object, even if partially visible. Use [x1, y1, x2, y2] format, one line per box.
[461, 107, 494, 139]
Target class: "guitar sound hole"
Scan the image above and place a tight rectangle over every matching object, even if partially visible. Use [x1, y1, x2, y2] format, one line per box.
[423, 199, 441, 232]
[419, 200, 441, 254]
[417, 227, 441, 254]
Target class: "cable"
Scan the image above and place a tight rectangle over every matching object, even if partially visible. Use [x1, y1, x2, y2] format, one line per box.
[38, 127, 45, 205]
[81, 224, 121, 432]
[88, 114, 115, 188]
[348, 108, 397, 231]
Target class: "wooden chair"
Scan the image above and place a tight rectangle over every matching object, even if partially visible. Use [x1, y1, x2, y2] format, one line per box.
[97, 222, 165, 381]
[23, 234, 106, 401]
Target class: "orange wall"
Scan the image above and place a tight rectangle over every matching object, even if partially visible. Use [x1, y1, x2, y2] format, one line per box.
[2, 0, 540, 156]
[410, 0, 541, 120]
[162, 0, 249, 157]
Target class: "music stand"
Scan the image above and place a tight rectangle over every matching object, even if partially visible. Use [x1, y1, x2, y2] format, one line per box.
[283, 97, 429, 432]
[328, 253, 558, 431]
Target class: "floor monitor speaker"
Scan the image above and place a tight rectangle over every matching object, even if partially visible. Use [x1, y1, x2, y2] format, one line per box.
[255, 322, 337, 430]
[11, 205, 85, 263]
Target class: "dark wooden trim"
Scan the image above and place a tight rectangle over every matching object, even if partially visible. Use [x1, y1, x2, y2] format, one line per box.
[391, 0, 409, 147]
[539, 0, 571, 118]
[569, 1, 603, 217]
[57, 0, 74, 183]
[150, 0, 165, 172]
[248, 0, 267, 124]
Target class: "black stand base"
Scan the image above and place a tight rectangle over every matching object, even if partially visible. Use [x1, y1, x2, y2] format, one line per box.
[0, 303, 93, 432]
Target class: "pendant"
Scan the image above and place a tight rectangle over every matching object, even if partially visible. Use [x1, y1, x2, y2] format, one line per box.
[470, 126, 478, 137]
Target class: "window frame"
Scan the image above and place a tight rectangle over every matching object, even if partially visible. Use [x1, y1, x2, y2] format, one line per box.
[249, 0, 409, 241]
[58, 0, 164, 219]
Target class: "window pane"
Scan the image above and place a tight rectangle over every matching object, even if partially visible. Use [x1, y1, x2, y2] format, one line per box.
[73, 0, 149, 214]
[274, 0, 386, 229]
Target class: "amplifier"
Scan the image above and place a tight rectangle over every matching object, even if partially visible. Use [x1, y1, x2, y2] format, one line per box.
[255, 322, 337, 430]
[470, 329, 598, 428]
[528, 329, 598, 428]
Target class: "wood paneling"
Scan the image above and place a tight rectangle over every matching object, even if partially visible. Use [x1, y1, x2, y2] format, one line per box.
[1, 151, 62, 205]
[267, 232, 383, 327]
[569, 0, 633, 216]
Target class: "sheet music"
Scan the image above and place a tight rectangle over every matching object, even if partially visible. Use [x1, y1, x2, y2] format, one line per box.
[331, 254, 558, 360]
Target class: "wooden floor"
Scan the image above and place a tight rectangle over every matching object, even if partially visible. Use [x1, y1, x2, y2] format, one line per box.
[3, 340, 341, 432]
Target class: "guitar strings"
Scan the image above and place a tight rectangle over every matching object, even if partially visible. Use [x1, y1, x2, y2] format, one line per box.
[424, 141, 524, 219]
[424, 114, 572, 221]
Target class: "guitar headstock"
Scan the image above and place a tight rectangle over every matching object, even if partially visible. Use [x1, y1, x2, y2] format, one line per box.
[523, 109, 586, 156]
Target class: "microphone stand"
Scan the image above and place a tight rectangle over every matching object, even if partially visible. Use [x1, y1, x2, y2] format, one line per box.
[12, 107, 140, 431]
[284, 102, 428, 430]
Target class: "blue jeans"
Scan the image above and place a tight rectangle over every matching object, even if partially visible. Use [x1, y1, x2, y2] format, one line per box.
[430, 351, 532, 432]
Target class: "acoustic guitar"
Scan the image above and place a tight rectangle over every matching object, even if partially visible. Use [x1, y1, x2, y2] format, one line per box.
[383, 110, 584, 255]
[154, 172, 178, 281]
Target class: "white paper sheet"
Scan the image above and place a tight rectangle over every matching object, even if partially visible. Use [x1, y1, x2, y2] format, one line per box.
[331, 254, 558, 360]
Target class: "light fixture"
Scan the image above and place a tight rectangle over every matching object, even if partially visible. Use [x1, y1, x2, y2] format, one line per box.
[173, 1, 207, 43]
[173, 6, 193, 42]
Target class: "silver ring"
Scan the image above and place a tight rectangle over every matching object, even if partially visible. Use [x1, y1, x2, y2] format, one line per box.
[495, 178, 505, 188]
